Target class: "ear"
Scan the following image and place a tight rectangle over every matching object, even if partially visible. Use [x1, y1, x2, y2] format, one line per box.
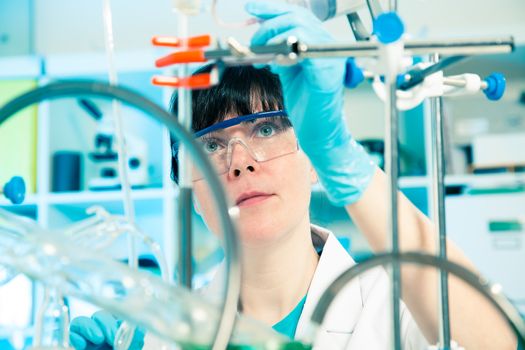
[310, 164, 318, 184]
[193, 196, 202, 216]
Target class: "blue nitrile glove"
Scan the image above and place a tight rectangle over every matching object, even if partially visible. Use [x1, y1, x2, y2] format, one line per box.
[69, 310, 145, 350]
[246, 1, 375, 206]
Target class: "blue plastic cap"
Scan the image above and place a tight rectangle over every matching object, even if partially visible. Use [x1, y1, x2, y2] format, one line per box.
[373, 12, 405, 44]
[344, 58, 365, 89]
[396, 74, 406, 87]
[483, 72, 506, 101]
[3, 176, 26, 204]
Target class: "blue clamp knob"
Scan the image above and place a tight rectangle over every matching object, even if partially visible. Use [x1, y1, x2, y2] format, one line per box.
[344, 58, 365, 89]
[3, 176, 26, 204]
[373, 12, 405, 44]
[483, 72, 506, 101]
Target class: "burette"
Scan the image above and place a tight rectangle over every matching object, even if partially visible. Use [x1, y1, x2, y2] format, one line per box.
[101, 0, 139, 348]
[171, 0, 198, 290]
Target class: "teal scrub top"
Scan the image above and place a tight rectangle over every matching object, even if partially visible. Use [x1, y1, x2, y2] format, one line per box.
[272, 295, 307, 339]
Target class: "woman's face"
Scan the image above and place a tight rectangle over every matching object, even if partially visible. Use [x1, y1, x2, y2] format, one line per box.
[191, 114, 316, 247]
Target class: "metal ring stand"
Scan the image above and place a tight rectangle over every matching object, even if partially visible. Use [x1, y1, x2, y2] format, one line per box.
[310, 251, 525, 347]
[0, 80, 240, 350]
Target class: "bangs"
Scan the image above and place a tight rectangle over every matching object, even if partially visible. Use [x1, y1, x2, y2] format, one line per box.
[170, 65, 285, 132]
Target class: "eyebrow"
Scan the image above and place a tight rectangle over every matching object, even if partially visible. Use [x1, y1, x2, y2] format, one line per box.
[194, 110, 288, 137]
[199, 118, 269, 138]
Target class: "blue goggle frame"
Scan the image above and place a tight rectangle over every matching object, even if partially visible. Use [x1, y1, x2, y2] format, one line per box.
[172, 110, 289, 156]
[194, 110, 288, 137]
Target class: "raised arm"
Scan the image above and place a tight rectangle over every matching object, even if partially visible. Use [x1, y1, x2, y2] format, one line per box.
[347, 167, 516, 348]
[247, 1, 518, 348]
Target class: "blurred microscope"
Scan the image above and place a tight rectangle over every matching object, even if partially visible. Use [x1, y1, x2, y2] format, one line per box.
[78, 99, 149, 190]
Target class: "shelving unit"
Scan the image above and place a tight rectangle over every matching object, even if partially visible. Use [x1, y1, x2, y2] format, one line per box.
[0, 51, 194, 336]
[0, 51, 183, 261]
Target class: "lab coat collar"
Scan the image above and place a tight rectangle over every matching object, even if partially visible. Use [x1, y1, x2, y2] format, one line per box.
[200, 226, 363, 339]
[294, 225, 363, 345]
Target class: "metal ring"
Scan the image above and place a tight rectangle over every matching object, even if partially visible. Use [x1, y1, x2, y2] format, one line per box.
[0, 80, 240, 350]
[311, 251, 525, 346]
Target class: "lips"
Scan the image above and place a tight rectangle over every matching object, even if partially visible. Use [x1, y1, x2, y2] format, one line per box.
[235, 191, 274, 206]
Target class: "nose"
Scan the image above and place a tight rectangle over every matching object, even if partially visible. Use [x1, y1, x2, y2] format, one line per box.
[227, 140, 260, 178]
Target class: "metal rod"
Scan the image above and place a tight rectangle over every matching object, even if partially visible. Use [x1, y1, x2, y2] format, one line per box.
[429, 53, 452, 348]
[299, 37, 514, 58]
[202, 37, 514, 65]
[443, 77, 467, 87]
[398, 56, 467, 91]
[418, 56, 466, 76]
[366, 0, 383, 20]
[346, 12, 371, 41]
[176, 12, 194, 290]
[177, 188, 193, 289]
[389, 0, 397, 12]
[443, 77, 489, 90]
[385, 75, 402, 350]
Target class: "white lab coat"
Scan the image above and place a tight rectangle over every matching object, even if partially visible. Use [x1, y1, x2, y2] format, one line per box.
[144, 225, 428, 349]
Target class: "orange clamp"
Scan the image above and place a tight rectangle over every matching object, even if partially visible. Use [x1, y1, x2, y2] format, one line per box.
[151, 72, 217, 89]
[152, 35, 211, 48]
[155, 50, 207, 67]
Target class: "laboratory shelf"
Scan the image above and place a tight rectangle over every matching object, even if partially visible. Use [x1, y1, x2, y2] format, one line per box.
[0, 51, 179, 291]
[445, 173, 525, 189]
[312, 176, 431, 194]
[399, 176, 431, 188]
[45, 187, 172, 204]
[0, 193, 39, 207]
[0, 55, 42, 79]
[44, 51, 160, 77]
[0, 203, 38, 220]
[352, 173, 525, 191]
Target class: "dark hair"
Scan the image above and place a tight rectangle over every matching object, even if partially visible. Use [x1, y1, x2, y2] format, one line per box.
[170, 64, 287, 182]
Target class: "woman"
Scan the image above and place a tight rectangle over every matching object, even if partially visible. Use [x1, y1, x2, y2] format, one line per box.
[70, 2, 518, 349]
[165, 63, 428, 349]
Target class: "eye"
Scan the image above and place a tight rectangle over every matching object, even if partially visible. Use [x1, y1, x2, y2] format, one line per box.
[255, 123, 278, 138]
[201, 138, 224, 154]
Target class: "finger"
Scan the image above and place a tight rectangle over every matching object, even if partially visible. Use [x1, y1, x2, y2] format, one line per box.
[251, 13, 305, 46]
[266, 27, 302, 45]
[264, 28, 303, 72]
[251, 9, 326, 46]
[92, 311, 118, 345]
[70, 316, 104, 345]
[129, 328, 146, 350]
[245, 1, 303, 20]
[266, 27, 344, 87]
[69, 332, 87, 350]
[251, 16, 296, 46]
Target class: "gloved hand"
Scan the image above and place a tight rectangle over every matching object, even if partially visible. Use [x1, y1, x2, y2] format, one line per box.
[69, 310, 145, 350]
[246, 1, 375, 206]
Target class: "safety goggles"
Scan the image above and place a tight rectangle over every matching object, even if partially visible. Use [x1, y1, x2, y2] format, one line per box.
[183, 110, 298, 181]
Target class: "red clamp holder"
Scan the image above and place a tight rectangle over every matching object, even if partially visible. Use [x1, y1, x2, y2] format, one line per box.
[152, 34, 216, 89]
[155, 50, 207, 67]
[152, 34, 211, 48]
[151, 71, 218, 89]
